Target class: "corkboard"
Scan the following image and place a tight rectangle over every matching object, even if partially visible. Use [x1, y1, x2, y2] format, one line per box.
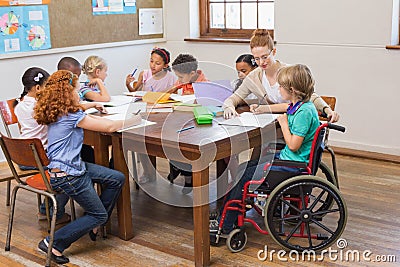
[48, 0, 163, 49]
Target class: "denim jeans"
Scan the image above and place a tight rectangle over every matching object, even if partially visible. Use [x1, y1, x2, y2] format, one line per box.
[45, 162, 125, 252]
[219, 154, 302, 233]
[18, 165, 68, 220]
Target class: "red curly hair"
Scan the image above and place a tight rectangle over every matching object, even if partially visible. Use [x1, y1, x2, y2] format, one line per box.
[34, 70, 81, 125]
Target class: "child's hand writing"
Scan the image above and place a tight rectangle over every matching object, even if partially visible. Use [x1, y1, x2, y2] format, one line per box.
[124, 114, 142, 127]
[250, 104, 271, 114]
[94, 104, 107, 114]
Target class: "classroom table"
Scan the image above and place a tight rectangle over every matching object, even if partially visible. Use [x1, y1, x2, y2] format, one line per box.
[84, 110, 278, 266]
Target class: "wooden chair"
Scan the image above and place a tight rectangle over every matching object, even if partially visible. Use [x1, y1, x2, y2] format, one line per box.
[0, 98, 39, 206]
[0, 134, 75, 267]
[320, 96, 339, 185]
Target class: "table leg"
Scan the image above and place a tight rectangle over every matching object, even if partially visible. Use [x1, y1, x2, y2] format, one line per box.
[112, 135, 134, 240]
[192, 167, 210, 266]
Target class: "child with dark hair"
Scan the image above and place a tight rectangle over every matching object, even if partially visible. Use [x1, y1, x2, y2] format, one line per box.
[167, 53, 208, 95]
[14, 67, 71, 225]
[57, 57, 82, 77]
[233, 54, 258, 92]
[15, 67, 50, 150]
[125, 47, 176, 92]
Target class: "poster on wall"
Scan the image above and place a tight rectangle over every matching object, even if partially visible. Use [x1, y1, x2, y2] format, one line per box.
[139, 8, 163, 35]
[92, 0, 136, 15]
[0, 5, 50, 54]
[0, 0, 51, 6]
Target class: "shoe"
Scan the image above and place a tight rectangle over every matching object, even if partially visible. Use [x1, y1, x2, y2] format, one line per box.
[209, 219, 219, 233]
[181, 182, 192, 195]
[89, 229, 98, 241]
[167, 163, 181, 183]
[37, 212, 47, 221]
[209, 211, 219, 220]
[38, 239, 69, 264]
[138, 175, 150, 184]
[56, 213, 71, 225]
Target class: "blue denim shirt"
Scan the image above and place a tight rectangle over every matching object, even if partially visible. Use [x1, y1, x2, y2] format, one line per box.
[47, 110, 86, 176]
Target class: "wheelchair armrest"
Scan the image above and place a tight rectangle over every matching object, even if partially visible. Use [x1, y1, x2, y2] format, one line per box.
[271, 159, 308, 169]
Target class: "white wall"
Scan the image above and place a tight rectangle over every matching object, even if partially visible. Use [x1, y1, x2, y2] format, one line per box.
[0, 0, 398, 157]
[164, 0, 400, 156]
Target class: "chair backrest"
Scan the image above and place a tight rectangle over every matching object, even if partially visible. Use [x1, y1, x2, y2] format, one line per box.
[320, 96, 336, 121]
[0, 133, 51, 190]
[0, 99, 18, 137]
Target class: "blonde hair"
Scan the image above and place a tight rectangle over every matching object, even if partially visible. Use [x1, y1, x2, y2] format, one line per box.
[250, 29, 274, 50]
[34, 70, 81, 125]
[277, 64, 315, 102]
[82, 55, 107, 76]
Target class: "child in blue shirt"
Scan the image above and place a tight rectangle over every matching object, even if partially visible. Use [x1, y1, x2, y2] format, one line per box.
[79, 55, 111, 102]
[210, 64, 320, 235]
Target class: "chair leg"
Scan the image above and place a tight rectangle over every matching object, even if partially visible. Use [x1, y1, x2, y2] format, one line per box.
[44, 196, 51, 231]
[6, 179, 11, 206]
[69, 198, 76, 221]
[36, 193, 42, 213]
[46, 195, 58, 267]
[130, 151, 139, 190]
[5, 185, 20, 251]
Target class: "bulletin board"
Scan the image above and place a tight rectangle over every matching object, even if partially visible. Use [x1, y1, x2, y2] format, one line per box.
[48, 0, 163, 49]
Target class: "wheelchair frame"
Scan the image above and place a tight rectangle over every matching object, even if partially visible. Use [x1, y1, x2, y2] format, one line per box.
[211, 122, 347, 252]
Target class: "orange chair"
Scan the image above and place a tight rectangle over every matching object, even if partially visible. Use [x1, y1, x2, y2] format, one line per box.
[0, 98, 39, 206]
[0, 134, 75, 267]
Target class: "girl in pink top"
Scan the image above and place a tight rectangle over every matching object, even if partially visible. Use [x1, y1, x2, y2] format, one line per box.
[125, 47, 177, 92]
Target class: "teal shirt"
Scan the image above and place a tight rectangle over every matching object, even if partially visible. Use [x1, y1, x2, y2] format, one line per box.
[279, 101, 319, 163]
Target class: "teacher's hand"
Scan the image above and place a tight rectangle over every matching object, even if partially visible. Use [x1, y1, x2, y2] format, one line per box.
[223, 106, 238, 119]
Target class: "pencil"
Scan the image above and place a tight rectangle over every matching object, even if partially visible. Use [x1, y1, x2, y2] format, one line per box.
[176, 125, 194, 133]
[131, 68, 138, 77]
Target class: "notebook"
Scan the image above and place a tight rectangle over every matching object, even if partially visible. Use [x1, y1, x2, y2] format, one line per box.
[192, 82, 233, 107]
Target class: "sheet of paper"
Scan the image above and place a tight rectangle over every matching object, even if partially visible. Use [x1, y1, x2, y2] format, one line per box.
[170, 94, 196, 104]
[218, 112, 279, 128]
[118, 119, 156, 132]
[139, 8, 163, 35]
[89, 95, 134, 107]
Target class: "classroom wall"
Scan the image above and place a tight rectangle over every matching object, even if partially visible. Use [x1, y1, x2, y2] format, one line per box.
[163, 0, 400, 156]
[0, 0, 398, 158]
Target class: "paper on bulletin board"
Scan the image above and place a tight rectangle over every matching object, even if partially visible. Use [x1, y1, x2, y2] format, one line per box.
[92, 0, 136, 15]
[0, 5, 51, 54]
[0, 0, 50, 6]
[139, 8, 163, 35]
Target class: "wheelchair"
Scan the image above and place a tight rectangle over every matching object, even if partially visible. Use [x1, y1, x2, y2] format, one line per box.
[210, 122, 347, 252]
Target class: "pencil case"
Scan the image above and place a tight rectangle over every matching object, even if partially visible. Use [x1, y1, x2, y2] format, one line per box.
[193, 106, 213, 124]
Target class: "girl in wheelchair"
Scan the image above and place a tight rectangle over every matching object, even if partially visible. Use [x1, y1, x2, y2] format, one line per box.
[210, 64, 320, 235]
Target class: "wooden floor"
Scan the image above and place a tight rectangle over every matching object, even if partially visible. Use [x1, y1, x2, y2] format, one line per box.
[0, 154, 399, 266]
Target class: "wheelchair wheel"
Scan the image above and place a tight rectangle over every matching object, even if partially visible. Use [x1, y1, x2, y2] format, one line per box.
[264, 175, 347, 251]
[226, 229, 247, 253]
[309, 162, 337, 217]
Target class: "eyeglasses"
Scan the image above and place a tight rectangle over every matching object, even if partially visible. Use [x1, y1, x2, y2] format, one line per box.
[254, 50, 272, 63]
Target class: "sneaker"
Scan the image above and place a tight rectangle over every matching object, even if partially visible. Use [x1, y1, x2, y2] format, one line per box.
[209, 219, 219, 233]
[38, 239, 69, 264]
[56, 213, 71, 225]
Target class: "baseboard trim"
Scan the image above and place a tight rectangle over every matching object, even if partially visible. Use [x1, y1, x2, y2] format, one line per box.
[330, 146, 400, 164]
